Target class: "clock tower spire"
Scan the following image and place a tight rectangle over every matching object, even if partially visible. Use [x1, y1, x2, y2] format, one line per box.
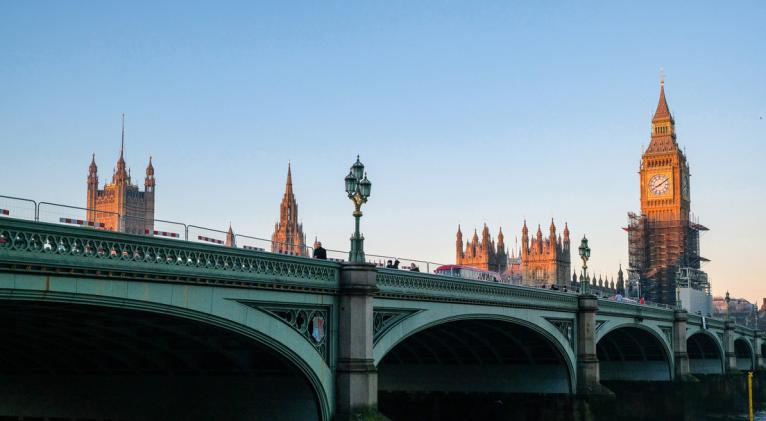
[639, 79, 690, 222]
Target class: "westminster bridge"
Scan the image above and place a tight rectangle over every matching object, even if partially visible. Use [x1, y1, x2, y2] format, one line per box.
[0, 217, 762, 420]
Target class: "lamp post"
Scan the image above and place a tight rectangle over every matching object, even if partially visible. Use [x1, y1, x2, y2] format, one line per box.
[725, 291, 731, 321]
[579, 235, 591, 294]
[344, 155, 372, 264]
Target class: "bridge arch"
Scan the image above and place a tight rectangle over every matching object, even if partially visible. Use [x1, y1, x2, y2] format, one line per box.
[0, 286, 332, 421]
[596, 323, 673, 381]
[734, 337, 755, 371]
[687, 331, 724, 374]
[374, 308, 576, 395]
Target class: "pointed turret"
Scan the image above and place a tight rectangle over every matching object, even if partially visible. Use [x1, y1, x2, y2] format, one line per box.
[616, 264, 625, 295]
[521, 221, 529, 258]
[497, 227, 505, 252]
[145, 156, 155, 191]
[536, 224, 543, 252]
[652, 80, 672, 122]
[89, 153, 98, 175]
[456, 225, 464, 261]
[86, 153, 99, 222]
[113, 114, 129, 183]
[285, 162, 293, 193]
[225, 224, 236, 248]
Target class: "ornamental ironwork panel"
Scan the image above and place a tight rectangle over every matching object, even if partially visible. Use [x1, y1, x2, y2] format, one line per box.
[595, 320, 607, 332]
[545, 318, 574, 350]
[236, 300, 330, 362]
[0, 218, 339, 289]
[373, 308, 421, 345]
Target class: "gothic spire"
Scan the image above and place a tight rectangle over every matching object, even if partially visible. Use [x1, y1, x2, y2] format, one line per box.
[89, 153, 97, 174]
[652, 77, 671, 122]
[287, 161, 292, 186]
[119, 113, 126, 163]
[114, 114, 128, 181]
[225, 224, 236, 248]
[272, 163, 307, 256]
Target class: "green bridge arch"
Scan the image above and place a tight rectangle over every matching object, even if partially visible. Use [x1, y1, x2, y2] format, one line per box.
[0, 273, 334, 421]
[596, 322, 674, 381]
[372, 302, 577, 393]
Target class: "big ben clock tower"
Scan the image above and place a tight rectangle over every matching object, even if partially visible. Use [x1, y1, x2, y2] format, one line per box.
[639, 79, 691, 222]
[627, 78, 709, 307]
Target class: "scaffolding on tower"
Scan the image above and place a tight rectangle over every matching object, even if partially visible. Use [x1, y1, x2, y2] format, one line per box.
[624, 212, 710, 307]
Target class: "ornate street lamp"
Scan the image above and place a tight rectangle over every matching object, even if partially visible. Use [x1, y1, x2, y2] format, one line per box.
[345, 155, 371, 263]
[579, 235, 591, 294]
[725, 291, 731, 321]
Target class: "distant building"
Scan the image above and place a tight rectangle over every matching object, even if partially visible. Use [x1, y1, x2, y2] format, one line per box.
[520, 220, 571, 287]
[714, 296, 757, 328]
[271, 164, 307, 256]
[455, 224, 507, 273]
[86, 117, 155, 235]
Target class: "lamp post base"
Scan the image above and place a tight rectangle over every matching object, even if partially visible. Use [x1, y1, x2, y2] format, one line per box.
[349, 234, 365, 264]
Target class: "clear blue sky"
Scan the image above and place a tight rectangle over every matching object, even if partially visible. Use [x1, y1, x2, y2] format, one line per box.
[1, 1, 764, 300]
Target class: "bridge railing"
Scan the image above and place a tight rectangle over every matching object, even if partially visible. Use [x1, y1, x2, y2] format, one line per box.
[0, 216, 341, 288]
[1, 194, 453, 273]
[0, 195, 37, 221]
[320, 246, 446, 274]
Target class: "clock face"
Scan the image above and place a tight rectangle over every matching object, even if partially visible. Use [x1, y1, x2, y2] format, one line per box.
[648, 174, 670, 196]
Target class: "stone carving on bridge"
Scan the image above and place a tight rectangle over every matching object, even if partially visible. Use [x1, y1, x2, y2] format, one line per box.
[372, 308, 422, 345]
[236, 300, 330, 362]
[545, 318, 574, 350]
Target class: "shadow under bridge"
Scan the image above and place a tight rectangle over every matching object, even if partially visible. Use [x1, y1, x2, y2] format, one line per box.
[0, 300, 322, 421]
[377, 317, 573, 395]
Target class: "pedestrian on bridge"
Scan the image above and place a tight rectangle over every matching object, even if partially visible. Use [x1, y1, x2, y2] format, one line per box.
[313, 242, 327, 260]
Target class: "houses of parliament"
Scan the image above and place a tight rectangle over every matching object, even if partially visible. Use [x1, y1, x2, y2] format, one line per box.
[85, 118, 309, 255]
[456, 219, 571, 287]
